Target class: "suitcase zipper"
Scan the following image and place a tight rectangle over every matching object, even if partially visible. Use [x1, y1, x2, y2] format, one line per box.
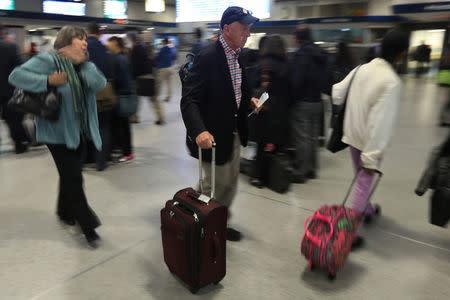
[162, 208, 192, 277]
[172, 199, 206, 289]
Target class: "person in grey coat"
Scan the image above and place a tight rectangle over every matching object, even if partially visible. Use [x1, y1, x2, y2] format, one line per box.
[289, 26, 329, 183]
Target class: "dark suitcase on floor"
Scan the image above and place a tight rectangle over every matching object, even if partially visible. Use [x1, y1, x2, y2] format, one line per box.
[266, 152, 292, 194]
[301, 169, 382, 279]
[240, 157, 254, 176]
[161, 144, 227, 294]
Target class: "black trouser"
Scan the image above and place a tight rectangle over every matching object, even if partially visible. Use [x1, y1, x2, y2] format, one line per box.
[96, 109, 113, 169]
[253, 142, 267, 180]
[0, 100, 29, 149]
[112, 113, 132, 156]
[47, 143, 101, 234]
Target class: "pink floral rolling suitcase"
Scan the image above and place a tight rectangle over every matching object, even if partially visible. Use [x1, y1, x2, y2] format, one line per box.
[301, 169, 382, 279]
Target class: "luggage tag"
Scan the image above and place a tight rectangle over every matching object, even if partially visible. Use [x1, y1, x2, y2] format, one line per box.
[198, 194, 211, 203]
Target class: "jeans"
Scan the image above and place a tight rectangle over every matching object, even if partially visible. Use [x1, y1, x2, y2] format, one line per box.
[96, 109, 113, 169]
[47, 142, 101, 234]
[112, 112, 132, 156]
[291, 101, 322, 177]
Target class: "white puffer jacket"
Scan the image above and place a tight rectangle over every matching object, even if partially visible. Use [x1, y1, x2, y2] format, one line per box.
[332, 58, 402, 169]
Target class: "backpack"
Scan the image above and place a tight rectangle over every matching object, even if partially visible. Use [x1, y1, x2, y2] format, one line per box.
[179, 53, 195, 84]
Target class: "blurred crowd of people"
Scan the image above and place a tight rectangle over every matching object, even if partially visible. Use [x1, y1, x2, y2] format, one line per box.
[1, 22, 177, 168]
[0, 8, 448, 250]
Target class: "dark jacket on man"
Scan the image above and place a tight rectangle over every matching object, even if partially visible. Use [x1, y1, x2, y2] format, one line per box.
[180, 39, 252, 165]
[87, 36, 111, 79]
[415, 44, 431, 63]
[0, 38, 22, 101]
[290, 41, 329, 103]
[130, 43, 153, 78]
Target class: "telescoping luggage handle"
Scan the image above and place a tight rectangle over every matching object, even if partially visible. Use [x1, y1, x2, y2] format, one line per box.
[198, 142, 216, 202]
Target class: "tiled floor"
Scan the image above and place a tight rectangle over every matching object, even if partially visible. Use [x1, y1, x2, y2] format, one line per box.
[0, 75, 449, 300]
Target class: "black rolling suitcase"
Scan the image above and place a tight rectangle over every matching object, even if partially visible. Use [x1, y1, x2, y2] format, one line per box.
[266, 152, 292, 194]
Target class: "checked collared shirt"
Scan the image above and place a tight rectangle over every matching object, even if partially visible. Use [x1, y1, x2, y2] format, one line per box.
[219, 35, 242, 108]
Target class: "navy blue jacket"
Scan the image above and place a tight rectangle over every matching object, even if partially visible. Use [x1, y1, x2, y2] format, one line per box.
[290, 41, 329, 103]
[158, 46, 175, 68]
[87, 36, 111, 79]
[111, 53, 132, 95]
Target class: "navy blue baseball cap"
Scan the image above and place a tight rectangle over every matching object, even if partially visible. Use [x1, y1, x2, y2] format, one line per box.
[220, 6, 259, 29]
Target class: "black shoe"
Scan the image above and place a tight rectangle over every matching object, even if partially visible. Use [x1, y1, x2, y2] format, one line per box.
[374, 204, 381, 216]
[351, 236, 365, 251]
[15, 144, 28, 154]
[364, 204, 381, 225]
[250, 178, 264, 189]
[155, 120, 166, 126]
[59, 217, 76, 226]
[306, 171, 317, 180]
[291, 174, 307, 184]
[226, 228, 241, 242]
[96, 164, 107, 172]
[85, 230, 101, 248]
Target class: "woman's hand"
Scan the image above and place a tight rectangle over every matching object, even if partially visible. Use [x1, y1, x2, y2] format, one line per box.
[58, 46, 88, 65]
[48, 71, 67, 86]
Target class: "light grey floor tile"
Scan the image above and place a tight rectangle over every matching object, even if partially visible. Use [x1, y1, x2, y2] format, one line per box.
[0, 76, 449, 300]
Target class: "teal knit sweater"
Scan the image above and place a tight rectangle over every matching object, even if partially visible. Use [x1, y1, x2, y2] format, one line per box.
[9, 53, 106, 150]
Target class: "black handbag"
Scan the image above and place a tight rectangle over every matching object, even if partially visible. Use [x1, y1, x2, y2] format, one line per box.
[136, 74, 155, 97]
[266, 152, 292, 194]
[326, 66, 360, 153]
[8, 53, 62, 121]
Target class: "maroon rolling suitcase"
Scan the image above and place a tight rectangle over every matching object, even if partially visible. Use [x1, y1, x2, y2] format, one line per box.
[161, 143, 227, 294]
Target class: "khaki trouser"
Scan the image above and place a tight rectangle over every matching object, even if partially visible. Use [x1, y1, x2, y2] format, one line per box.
[157, 67, 172, 101]
[134, 76, 164, 122]
[201, 133, 241, 210]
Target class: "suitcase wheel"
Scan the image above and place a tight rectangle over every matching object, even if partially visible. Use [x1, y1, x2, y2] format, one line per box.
[214, 280, 221, 285]
[328, 272, 336, 280]
[190, 287, 199, 294]
[308, 261, 316, 271]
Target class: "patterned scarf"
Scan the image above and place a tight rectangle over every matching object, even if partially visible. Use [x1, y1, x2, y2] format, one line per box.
[59, 57, 89, 139]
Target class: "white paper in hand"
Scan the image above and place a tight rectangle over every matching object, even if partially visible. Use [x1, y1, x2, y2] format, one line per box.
[248, 92, 270, 117]
[258, 92, 269, 106]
